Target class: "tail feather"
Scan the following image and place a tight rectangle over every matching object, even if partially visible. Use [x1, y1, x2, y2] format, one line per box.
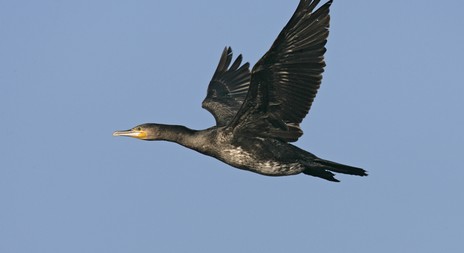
[315, 158, 367, 176]
[302, 158, 367, 182]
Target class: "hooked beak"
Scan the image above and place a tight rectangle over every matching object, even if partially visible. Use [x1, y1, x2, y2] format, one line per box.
[113, 129, 147, 139]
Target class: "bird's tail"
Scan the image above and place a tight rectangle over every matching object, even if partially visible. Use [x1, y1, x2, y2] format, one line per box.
[303, 158, 367, 182]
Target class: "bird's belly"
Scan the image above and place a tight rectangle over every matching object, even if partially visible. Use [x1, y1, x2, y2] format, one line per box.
[219, 147, 304, 176]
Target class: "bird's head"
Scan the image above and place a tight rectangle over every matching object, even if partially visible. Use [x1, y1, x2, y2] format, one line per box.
[113, 123, 158, 140]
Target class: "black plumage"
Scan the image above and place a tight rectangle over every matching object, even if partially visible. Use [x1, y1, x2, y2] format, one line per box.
[113, 0, 367, 182]
[202, 48, 250, 126]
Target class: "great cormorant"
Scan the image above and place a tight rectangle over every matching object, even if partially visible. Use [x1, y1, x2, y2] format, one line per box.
[113, 0, 367, 182]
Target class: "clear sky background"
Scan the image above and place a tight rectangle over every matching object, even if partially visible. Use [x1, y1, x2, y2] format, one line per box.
[2, 0, 463, 252]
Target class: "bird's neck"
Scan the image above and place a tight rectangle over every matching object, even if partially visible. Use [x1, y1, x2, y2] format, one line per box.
[153, 124, 204, 150]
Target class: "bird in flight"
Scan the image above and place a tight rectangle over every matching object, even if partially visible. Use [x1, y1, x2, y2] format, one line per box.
[113, 0, 367, 182]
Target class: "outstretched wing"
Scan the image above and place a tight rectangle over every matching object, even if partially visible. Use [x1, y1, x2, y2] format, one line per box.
[227, 0, 332, 142]
[202, 47, 251, 126]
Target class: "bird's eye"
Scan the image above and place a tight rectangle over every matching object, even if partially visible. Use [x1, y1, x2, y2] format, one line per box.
[136, 127, 142, 131]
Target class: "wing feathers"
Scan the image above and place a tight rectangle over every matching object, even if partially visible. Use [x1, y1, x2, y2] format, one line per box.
[227, 0, 332, 142]
[202, 47, 251, 126]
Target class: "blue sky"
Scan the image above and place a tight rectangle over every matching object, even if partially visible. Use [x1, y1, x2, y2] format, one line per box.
[2, 0, 463, 252]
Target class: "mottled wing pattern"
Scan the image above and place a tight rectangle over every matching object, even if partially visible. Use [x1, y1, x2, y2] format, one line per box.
[202, 47, 251, 126]
[228, 0, 332, 142]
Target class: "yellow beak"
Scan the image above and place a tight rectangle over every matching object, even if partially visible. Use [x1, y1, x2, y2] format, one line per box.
[113, 129, 147, 139]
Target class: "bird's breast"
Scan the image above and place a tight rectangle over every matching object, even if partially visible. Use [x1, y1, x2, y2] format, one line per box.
[219, 145, 303, 176]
